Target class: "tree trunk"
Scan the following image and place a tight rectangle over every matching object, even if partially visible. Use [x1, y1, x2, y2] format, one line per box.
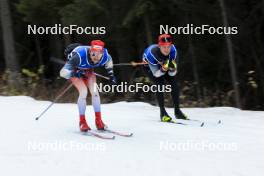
[0, 0, 21, 89]
[143, 13, 153, 45]
[34, 36, 43, 66]
[62, 21, 72, 47]
[250, 38, 264, 95]
[218, 0, 241, 108]
[186, 14, 201, 102]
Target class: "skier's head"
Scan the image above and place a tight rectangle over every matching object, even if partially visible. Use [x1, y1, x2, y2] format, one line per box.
[158, 34, 172, 56]
[89, 40, 105, 64]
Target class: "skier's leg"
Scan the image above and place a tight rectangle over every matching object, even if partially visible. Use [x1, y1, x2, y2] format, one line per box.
[165, 75, 180, 109]
[71, 77, 88, 116]
[166, 75, 188, 119]
[70, 77, 90, 131]
[86, 73, 106, 130]
[86, 73, 101, 112]
[154, 77, 167, 115]
[143, 66, 171, 121]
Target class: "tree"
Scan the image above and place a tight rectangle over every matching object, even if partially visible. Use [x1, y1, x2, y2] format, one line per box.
[0, 0, 21, 89]
[218, 0, 241, 108]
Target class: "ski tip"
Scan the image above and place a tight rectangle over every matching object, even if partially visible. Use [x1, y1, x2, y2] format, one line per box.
[35, 117, 39, 120]
[83, 131, 115, 140]
[200, 122, 205, 127]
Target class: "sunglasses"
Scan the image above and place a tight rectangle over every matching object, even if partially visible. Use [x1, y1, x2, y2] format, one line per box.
[90, 50, 102, 57]
[160, 36, 172, 43]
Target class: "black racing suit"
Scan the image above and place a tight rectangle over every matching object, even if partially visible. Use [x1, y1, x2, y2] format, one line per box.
[142, 44, 185, 119]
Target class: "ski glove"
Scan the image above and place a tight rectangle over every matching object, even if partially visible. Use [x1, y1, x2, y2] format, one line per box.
[160, 59, 170, 72]
[169, 60, 177, 71]
[109, 75, 117, 84]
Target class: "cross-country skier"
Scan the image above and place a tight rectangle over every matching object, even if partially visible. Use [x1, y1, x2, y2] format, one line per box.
[142, 34, 187, 122]
[60, 40, 116, 132]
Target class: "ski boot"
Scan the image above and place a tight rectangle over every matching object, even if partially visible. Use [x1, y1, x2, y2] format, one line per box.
[175, 109, 188, 120]
[79, 115, 91, 132]
[160, 111, 172, 122]
[95, 112, 107, 130]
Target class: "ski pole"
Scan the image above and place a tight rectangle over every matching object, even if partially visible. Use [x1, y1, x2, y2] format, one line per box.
[35, 82, 73, 120]
[93, 72, 110, 80]
[113, 61, 148, 67]
[35, 73, 107, 121]
[50, 57, 148, 67]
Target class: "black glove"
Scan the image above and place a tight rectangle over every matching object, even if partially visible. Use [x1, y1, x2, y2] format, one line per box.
[160, 59, 170, 72]
[168, 60, 177, 71]
[109, 75, 117, 84]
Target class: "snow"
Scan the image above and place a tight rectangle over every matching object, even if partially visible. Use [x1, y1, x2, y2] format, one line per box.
[0, 96, 264, 176]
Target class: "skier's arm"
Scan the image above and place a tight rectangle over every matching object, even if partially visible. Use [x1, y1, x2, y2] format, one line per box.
[104, 54, 116, 83]
[60, 53, 80, 79]
[143, 47, 166, 78]
[148, 63, 166, 78]
[104, 54, 114, 76]
[168, 45, 178, 76]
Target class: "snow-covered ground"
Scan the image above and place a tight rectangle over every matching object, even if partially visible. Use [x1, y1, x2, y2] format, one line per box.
[0, 96, 264, 176]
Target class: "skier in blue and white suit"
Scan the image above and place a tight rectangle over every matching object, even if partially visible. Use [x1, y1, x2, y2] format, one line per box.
[60, 40, 116, 132]
[143, 34, 187, 122]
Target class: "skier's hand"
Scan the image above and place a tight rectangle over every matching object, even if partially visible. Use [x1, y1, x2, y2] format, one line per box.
[168, 60, 177, 71]
[160, 59, 170, 72]
[74, 70, 85, 78]
[109, 75, 117, 84]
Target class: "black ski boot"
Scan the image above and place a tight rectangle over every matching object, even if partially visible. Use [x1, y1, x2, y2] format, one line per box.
[175, 109, 188, 120]
[160, 110, 172, 122]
